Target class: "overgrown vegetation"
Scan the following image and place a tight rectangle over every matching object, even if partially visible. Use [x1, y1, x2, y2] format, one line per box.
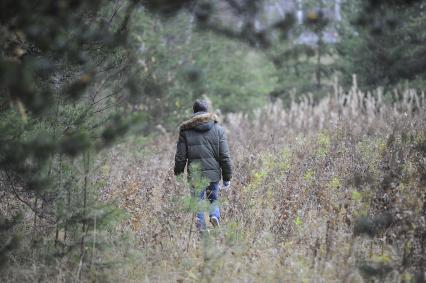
[1, 0, 425, 282]
[98, 82, 425, 282]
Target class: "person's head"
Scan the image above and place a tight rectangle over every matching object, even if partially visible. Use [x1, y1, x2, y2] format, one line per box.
[192, 99, 209, 113]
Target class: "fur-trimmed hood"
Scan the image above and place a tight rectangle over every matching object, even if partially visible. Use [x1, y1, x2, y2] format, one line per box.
[179, 112, 219, 131]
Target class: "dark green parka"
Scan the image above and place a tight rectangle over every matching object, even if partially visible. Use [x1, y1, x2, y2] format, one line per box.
[174, 112, 232, 182]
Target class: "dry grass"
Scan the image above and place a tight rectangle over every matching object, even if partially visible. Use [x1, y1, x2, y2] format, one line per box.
[98, 80, 425, 282]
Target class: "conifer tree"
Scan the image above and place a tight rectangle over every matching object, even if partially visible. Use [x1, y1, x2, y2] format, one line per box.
[337, 0, 426, 90]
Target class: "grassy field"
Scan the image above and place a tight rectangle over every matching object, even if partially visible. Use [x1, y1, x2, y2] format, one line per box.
[2, 82, 424, 282]
[96, 82, 425, 282]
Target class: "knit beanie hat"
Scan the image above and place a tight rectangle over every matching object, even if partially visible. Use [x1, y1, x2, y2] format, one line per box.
[193, 99, 209, 113]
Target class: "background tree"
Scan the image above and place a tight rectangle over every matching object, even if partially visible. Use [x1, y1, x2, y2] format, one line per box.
[129, 10, 278, 128]
[337, 0, 426, 90]
[0, 0, 143, 278]
[268, 0, 337, 103]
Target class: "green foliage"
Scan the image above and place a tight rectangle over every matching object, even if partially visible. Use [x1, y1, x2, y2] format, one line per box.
[337, 0, 426, 90]
[316, 132, 331, 157]
[294, 216, 303, 227]
[129, 11, 277, 129]
[351, 190, 362, 202]
[201, 43, 277, 113]
[303, 169, 315, 183]
[265, 0, 338, 104]
[328, 177, 341, 189]
[0, 0, 147, 280]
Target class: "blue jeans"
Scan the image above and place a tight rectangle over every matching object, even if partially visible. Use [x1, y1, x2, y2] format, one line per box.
[193, 182, 220, 231]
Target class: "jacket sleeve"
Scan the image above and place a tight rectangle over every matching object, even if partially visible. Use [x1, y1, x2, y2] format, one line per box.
[218, 128, 232, 181]
[174, 130, 187, 176]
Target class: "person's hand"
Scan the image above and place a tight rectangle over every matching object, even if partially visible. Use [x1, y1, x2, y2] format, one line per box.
[223, 181, 231, 191]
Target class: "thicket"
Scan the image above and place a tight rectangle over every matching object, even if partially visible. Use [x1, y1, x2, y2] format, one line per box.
[100, 82, 425, 282]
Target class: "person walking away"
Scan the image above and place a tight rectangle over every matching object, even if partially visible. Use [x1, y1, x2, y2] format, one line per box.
[174, 99, 232, 232]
